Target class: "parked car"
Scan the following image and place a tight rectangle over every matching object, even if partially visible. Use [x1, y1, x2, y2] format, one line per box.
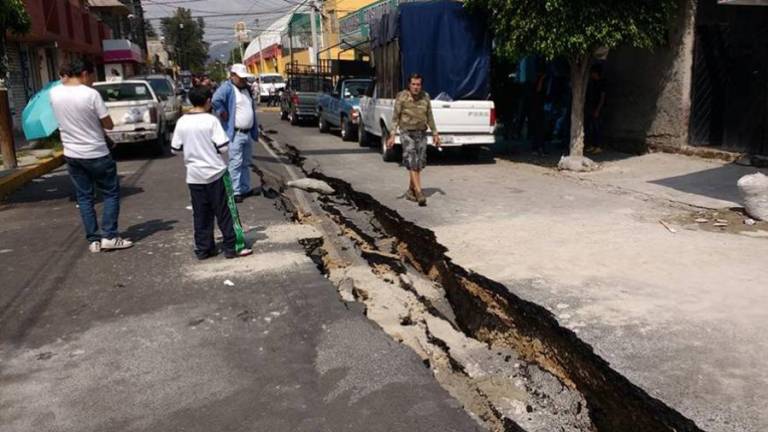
[257, 73, 286, 104]
[316, 78, 373, 141]
[93, 80, 170, 155]
[280, 74, 331, 125]
[132, 74, 183, 128]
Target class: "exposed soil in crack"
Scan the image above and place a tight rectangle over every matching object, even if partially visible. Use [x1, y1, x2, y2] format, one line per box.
[260, 136, 706, 432]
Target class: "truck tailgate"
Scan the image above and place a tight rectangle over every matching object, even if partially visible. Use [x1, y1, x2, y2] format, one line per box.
[105, 101, 156, 127]
[431, 100, 495, 134]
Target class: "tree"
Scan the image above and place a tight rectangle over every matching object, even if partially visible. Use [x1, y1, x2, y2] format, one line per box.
[0, 0, 31, 80]
[144, 19, 158, 39]
[466, 0, 677, 170]
[160, 8, 209, 72]
[0, 0, 31, 169]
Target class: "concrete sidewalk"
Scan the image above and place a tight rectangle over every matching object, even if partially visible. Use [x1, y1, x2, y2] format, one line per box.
[0, 152, 480, 431]
[570, 152, 767, 209]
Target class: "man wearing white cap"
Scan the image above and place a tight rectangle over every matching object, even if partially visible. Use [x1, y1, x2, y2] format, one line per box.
[212, 64, 260, 202]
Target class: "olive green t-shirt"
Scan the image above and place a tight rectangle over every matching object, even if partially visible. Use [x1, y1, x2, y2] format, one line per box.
[391, 90, 437, 133]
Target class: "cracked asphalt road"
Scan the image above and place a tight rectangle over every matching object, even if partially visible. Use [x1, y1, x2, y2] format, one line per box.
[0, 147, 481, 432]
[260, 112, 768, 432]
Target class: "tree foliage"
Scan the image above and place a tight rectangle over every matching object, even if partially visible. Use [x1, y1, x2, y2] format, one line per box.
[467, 0, 677, 61]
[0, 0, 32, 79]
[144, 19, 158, 39]
[465, 0, 678, 162]
[160, 8, 209, 72]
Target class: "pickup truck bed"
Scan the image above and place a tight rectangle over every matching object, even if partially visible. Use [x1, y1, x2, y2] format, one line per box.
[358, 88, 496, 161]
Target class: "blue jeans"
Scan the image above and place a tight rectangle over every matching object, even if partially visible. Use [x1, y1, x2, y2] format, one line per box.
[65, 155, 121, 242]
[228, 131, 252, 196]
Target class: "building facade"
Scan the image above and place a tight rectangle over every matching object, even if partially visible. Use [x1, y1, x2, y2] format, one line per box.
[603, 0, 768, 156]
[5, 0, 109, 132]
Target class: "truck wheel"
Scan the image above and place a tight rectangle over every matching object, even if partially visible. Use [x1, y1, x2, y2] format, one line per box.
[461, 146, 481, 161]
[290, 111, 299, 126]
[153, 128, 169, 157]
[380, 126, 398, 162]
[318, 115, 330, 133]
[358, 120, 370, 147]
[340, 116, 355, 142]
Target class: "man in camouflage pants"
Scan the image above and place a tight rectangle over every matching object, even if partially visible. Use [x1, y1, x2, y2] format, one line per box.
[387, 74, 441, 206]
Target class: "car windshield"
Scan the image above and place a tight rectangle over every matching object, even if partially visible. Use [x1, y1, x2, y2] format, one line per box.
[261, 76, 284, 84]
[145, 78, 173, 97]
[343, 81, 371, 98]
[95, 83, 154, 102]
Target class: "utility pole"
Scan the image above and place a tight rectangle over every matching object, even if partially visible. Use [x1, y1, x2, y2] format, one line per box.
[289, 20, 294, 69]
[309, 0, 318, 68]
[178, 22, 185, 70]
[254, 19, 265, 74]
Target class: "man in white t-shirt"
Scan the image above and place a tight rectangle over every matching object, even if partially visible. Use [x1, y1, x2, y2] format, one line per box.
[211, 64, 260, 203]
[50, 58, 133, 253]
[171, 86, 252, 259]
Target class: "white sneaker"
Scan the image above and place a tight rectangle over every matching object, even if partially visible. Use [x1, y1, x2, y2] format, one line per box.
[101, 237, 134, 250]
[89, 241, 101, 253]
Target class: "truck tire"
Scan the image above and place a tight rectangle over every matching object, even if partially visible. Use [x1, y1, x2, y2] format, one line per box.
[380, 126, 398, 162]
[318, 115, 330, 133]
[340, 116, 355, 142]
[461, 146, 481, 161]
[290, 110, 299, 126]
[358, 120, 370, 147]
[153, 126, 170, 157]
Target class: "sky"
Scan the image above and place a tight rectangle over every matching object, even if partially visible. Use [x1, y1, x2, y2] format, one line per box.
[142, 0, 299, 51]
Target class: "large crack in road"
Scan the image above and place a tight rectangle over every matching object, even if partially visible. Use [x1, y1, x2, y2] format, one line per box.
[258, 134, 705, 432]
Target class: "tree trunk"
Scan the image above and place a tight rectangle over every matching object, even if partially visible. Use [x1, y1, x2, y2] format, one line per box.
[569, 54, 591, 157]
[0, 87, 18, 169]
[558, 53, 598, 171]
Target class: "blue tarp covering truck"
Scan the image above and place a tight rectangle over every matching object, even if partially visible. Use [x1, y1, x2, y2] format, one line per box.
[359, 1, 497, 161]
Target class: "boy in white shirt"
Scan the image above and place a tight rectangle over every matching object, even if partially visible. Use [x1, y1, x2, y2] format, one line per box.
[171, 86, 253, 260]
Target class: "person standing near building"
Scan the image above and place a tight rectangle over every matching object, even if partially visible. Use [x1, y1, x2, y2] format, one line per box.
[386, 73, 441, 207]
[212, 64, 260, 203]
[584, 63, 607, 153]
[50, 58, 133, 253]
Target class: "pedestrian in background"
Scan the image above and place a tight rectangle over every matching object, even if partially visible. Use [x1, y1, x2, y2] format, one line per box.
[584, 63, 607, 154]
[171, 86, 252, 259]
[50, 58, 133, 253]
[387, 73, 441, 207]
[212, 64, 260, 203]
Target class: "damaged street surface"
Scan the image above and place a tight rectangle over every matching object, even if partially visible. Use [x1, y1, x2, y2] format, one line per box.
[258, 110, 768, 432]
[0, 149, 480, 432]
[1, 112, 766, 432]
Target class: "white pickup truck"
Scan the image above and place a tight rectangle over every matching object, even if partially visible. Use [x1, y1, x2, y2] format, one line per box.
[93, 80, 170, 156]
[357, 83, 496, 161]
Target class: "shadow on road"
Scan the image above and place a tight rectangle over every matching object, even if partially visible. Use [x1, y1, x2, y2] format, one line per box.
[3, 171, 145, 206]
[123, 219, 179, 242]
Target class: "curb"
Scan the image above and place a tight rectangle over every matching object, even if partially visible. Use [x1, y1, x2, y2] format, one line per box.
[0, 152, 65, 200]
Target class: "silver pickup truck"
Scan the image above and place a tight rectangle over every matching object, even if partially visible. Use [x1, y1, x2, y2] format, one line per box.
[93, 80, 170, 156]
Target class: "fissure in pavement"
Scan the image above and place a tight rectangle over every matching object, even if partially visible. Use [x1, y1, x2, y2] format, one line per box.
[260, 136, 705, 432]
